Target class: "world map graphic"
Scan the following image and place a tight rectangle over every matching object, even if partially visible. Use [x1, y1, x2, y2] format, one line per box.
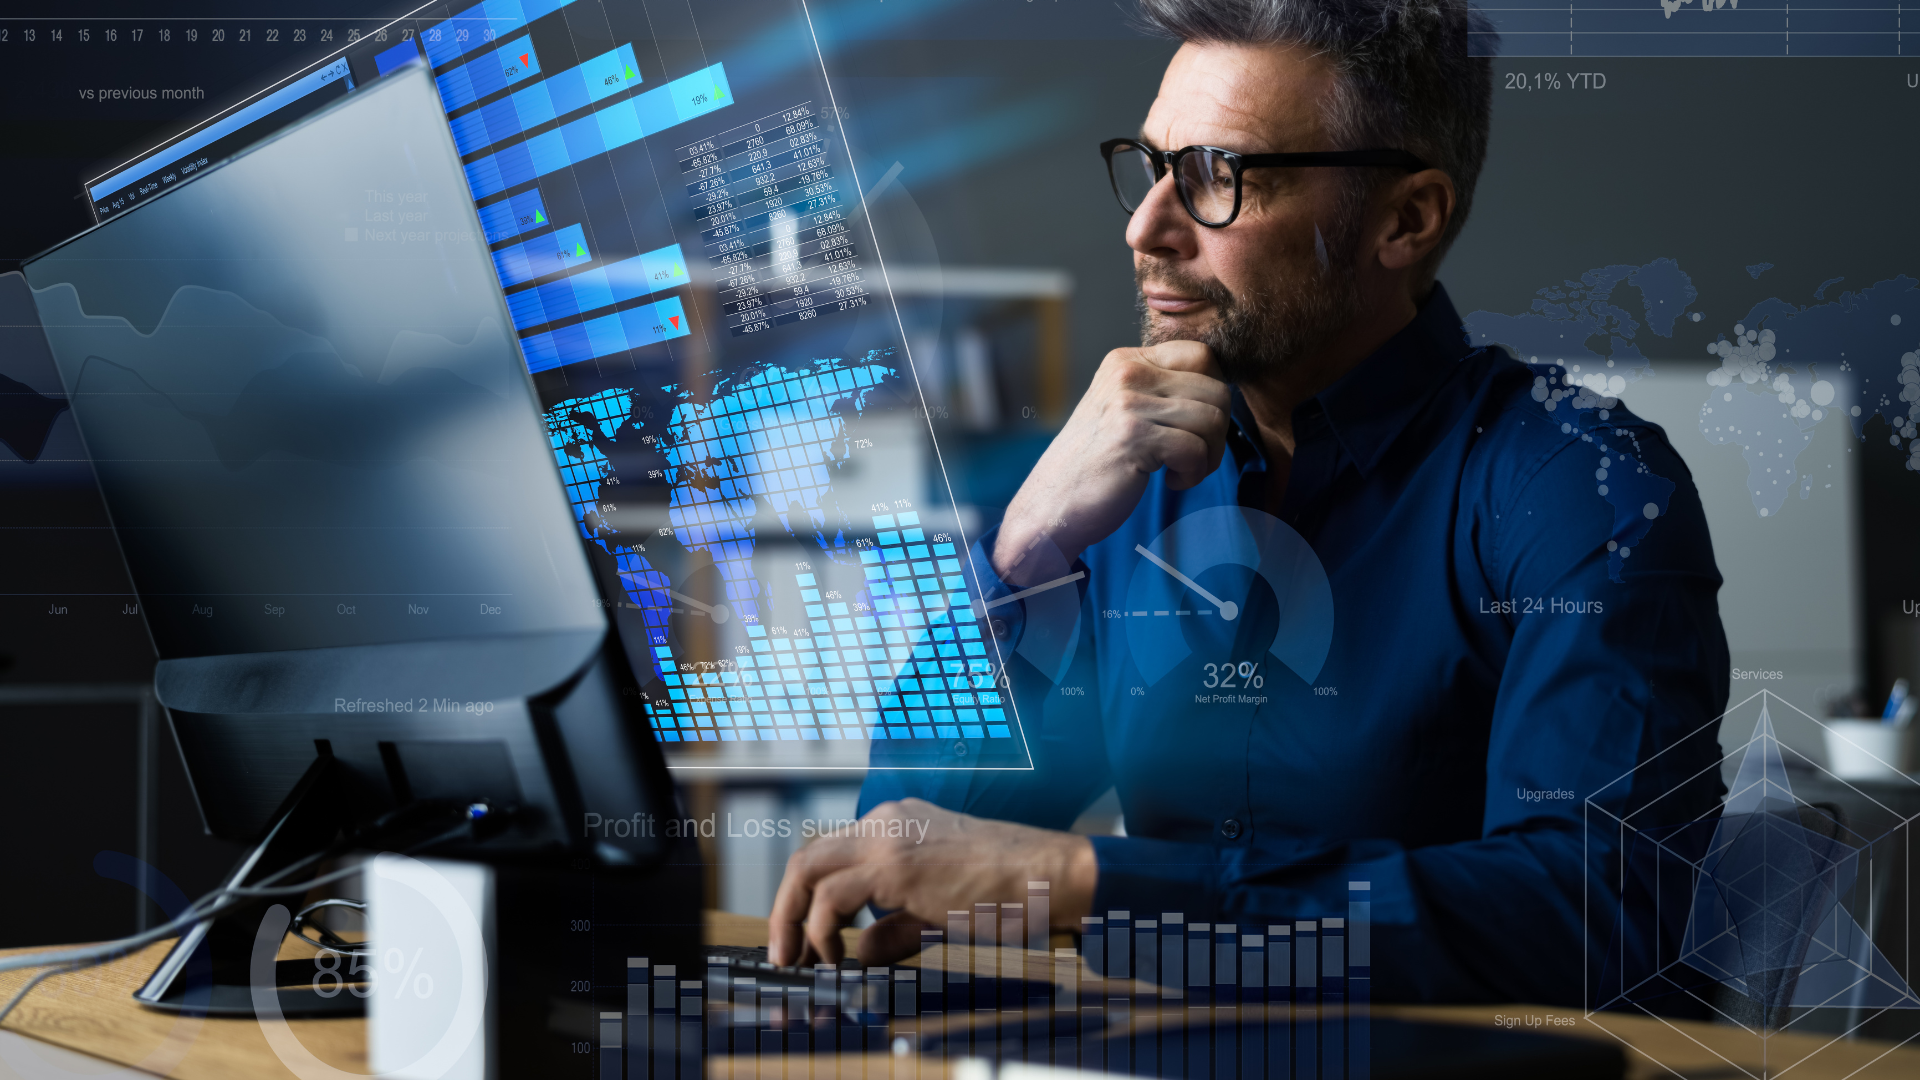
[1465, 261, 1920, 575]
[542, 352, 1011, 747]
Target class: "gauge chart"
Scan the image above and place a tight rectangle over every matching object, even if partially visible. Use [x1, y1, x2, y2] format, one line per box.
[1122, 505, 1334, 687]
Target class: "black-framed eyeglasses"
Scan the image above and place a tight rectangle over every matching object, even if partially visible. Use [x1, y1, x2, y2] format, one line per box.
[1100, 138, 1430, 228]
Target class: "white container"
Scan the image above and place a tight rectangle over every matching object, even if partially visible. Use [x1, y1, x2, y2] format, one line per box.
[1823, 719, 1912, 781]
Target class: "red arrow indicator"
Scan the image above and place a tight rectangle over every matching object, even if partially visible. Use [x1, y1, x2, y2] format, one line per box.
[519, 53, 530, 68]
[669, 315, 680, 329]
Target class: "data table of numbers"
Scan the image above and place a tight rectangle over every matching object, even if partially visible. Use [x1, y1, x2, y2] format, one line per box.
[677, 102, 870, 336]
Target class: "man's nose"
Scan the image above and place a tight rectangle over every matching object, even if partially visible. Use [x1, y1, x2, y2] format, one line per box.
[1125, 168, 1200, 261]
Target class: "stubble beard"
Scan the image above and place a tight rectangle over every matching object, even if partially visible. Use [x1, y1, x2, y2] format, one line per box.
[1137, 223, 1365, 387]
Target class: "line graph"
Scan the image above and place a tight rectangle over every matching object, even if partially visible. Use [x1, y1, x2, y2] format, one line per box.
[1475, 0, 1913, 55]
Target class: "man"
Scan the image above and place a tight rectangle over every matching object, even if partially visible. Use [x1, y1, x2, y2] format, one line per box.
[770, 0, 1728, 1005]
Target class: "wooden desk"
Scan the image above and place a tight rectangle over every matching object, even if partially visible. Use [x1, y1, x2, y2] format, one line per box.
[5, 914, 1918, 1079]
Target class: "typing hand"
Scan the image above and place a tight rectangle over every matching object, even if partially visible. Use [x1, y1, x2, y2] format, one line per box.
[993, 340, 1229, 585]
[766, 798, 1096, 967]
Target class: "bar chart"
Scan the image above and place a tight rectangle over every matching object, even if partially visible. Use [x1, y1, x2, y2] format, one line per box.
[602, 880, 1375, 1079]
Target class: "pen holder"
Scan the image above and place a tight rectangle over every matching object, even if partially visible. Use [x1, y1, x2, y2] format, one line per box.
[1823, 719, 1913, 781]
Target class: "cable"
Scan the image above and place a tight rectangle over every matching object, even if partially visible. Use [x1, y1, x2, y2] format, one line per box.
[0, 964, 82, 1027]
[291, 898, 369, 954]
[0, 819, 475, 990]
[0, 854, 355, 980]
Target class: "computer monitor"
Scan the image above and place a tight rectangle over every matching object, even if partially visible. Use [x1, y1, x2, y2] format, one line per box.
[73, 0, 1046, 773]
[22, 63, 700, 1037]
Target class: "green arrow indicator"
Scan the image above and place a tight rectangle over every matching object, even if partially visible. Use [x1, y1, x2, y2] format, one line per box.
[534, 209, 546, 224]
[574, 242, 587, 257]
[625, 65, 637, 80]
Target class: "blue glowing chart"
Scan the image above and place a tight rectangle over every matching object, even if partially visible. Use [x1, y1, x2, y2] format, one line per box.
[1123, 506, 1335, 688]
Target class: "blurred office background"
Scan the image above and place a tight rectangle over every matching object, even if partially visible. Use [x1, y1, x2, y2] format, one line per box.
[3, 0, 1918, 964]
[0, 0, 1172, 945]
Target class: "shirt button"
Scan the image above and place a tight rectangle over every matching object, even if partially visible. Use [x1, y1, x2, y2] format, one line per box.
[1220, 818, 1242, 840]
[953, 741, 969, 757]
[990, 618, 1010, 640]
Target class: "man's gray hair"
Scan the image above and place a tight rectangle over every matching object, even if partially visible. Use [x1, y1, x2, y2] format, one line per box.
[1135, 0, 1496, 260]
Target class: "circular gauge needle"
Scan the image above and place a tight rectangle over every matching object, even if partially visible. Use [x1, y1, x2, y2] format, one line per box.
[670, 589, 732, 624]
[1134, 544, 1238, 621]
[970, 570, 1086, 621]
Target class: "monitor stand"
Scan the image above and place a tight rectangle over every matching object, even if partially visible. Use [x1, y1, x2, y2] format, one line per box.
[134, 750, 370, 1017]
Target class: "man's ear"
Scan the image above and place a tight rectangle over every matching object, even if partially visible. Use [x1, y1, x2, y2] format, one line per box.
[1374, 169, 1455, 273]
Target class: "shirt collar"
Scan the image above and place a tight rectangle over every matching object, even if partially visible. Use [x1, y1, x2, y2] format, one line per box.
[1299, 281, 1474, 478]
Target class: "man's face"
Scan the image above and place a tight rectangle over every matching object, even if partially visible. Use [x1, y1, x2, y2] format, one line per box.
[1131, 42, 1364, 384]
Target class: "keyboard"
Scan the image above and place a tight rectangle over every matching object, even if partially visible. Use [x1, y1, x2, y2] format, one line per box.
[705, 944, 865, 989]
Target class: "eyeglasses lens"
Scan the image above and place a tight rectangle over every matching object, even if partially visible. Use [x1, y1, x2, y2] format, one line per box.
[1108, 144, 1159, 213]
[1177, 148, 1237, 225]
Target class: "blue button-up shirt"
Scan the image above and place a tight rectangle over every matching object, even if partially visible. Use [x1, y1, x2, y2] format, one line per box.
[862, 283, 1729, 1005]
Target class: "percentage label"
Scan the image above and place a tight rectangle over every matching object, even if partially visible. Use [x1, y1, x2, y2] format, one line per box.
[382, 947, 434, 999]
[1202, 662, 1264, 690]
[311, 950, 367, 999]
[311, 947, 432, 1000]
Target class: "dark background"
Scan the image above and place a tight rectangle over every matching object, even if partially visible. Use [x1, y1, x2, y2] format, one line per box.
[0, 0, 1173, 949]
[3, 0, 1918, 949]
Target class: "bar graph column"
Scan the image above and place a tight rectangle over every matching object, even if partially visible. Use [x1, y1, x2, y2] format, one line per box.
[1214, 923, 1239, 1080]
[811, 964, 839, 1058]
[1321, 919, 1346, 1080]
[919, 929, 945, 1064]
[707, 957, 733, 1059]
[837, 968, 861, 1061]
[1268, 925, 1292, 1080]
[1027, 882, 1051, 953]
[1106, 911, 1133, 1075]
[784, 983, 811, 1058]
[1348, 881, 1371, 1080]
[1240, 930, 1267, 1080]
[600, 1010, 623, 1078]
[1002, 902, 1026, 979]
[893, 968, 919, 1059]
[1081, 916, 1105, 977]
[676, 974, 703, 1080]
[1187, 922, 1212, 1080]
[1135, 918, 1159, 1077]
[945, 910, 970, 1059]
[1018, 880, 1052, 1063]
[1000, 902, 1026, 1062]
[974, 903, 1000, 998]
[1294, 922, 1317, 1080]
[650, 964, 677, 1080]
[865, 968, 890, 1054]
[626, 957, 649, 1080]
[1053, 946, 1079, 1066]
[731, 975, 758, 1058]
[1162, 913, 1186, 1079]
